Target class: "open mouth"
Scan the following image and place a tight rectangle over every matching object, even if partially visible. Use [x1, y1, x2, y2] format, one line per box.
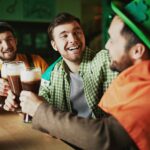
[68, 45, 80, 51]
[3, 49, 13, 54]
[3, 50, 14, 57]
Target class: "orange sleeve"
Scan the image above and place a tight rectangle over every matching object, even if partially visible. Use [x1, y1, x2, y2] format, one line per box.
[31, 55, 49, 73]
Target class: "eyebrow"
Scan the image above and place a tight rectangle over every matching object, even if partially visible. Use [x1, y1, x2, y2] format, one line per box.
[59, 31, 67, 36]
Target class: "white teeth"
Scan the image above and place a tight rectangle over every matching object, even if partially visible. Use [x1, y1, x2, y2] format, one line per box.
[68, 46, 79, 51]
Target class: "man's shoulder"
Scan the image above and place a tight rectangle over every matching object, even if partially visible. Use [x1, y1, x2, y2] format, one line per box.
[17, 53, 48, 72]
[85, 47, 109, 60]
[94, 49, 110, 62]
[17, 53, 42, 60]
[18, 53, 44, 58]
[42, 57, 62, 81]
[30, 54, 43, 60]
[96, 49, 109, 56]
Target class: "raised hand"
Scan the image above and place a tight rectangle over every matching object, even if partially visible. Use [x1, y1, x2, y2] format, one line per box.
[3, 90, 18, 111]
[20, 91, 43, 116]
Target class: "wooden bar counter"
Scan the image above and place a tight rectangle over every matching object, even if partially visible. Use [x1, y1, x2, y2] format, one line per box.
[0, 108, 73, 150]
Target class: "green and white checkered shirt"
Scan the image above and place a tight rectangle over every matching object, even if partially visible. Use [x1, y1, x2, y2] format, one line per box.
[40, 47, 118, 118]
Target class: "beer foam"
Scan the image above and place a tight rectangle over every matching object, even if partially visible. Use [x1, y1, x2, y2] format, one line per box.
[8, 69, 21, 76]
[7, 62, 26, 76]
[1, 64, 8, 79]
[20, 70, 41, 82]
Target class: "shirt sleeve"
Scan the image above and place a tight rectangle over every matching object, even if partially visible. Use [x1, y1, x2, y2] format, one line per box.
[32, 102, 138, 150]
[32, 55, 49, 73]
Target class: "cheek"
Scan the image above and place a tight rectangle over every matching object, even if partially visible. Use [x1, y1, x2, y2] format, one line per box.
[110, 49, 122, 62]
[82, 36, 85, 43]
[13, 47, 17, 53]
[56, 44, 66, 54]
[111, 43, 123, 56]
[14, 44, 17, 50]
[106, 41, 115, 55]
[11, 41, 16, 48]
[53, 40, 65, 51]
[83, 38, 86, 47]
[57, 43, 66, 52]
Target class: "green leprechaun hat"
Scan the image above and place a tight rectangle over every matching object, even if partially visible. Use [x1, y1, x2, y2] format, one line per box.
[111, 0, 150, 49]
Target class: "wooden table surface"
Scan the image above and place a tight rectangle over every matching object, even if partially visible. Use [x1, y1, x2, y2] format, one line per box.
[0, 109, 73, 150]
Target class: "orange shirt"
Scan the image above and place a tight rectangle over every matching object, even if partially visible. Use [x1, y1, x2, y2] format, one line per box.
[99, 61, 150, 150]
[15, 54, 48, 73]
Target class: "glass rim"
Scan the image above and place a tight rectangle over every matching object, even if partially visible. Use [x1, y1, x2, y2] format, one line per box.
[6, 61, 24, 64]
[23, 67, 41, 71]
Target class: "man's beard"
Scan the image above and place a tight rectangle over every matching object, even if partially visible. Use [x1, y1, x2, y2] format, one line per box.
[110, 60, 133, 73]
[110, 64, 120, 72]
[0, 52, 17, 62]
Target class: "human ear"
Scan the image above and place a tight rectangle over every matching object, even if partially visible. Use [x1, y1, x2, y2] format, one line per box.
[51, 40, 58, 51]
[131, 43, 145, 60]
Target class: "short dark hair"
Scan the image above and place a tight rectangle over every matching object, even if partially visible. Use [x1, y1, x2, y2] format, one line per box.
[0, 22, 16, 37]
[121, 24, 143, 50]
[121, 23, 150, 56]
[48, 12, 81, 40]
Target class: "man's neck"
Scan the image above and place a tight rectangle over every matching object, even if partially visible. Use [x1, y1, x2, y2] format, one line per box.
[64, 59, 81, 73]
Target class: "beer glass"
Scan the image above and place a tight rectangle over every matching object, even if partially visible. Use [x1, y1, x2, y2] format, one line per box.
[6, 61, 26, 108]
[20, 67, 41, 123]
[0, 62, 9, 107]
[1, 62, 8, 79]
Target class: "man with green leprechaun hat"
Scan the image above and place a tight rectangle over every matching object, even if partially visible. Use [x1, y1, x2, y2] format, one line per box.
[4, 0, 150, 149]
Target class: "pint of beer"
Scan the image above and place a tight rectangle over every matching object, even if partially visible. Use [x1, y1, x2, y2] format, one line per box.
[20, 67, 41, 123]
[0, 62, 9, 107]
[6, 61, 26, 108]
[1, 62, 8, 79]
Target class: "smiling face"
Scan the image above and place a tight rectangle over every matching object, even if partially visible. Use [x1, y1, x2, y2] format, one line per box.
[105, 16, 133, 72]
[51, 21, 86, 64]
[0, 31, 17, 61]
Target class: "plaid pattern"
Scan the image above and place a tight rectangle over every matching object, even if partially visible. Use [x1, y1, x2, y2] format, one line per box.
[40, 47, 118, 118]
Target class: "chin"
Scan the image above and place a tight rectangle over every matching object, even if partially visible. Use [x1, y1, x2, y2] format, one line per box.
[110, 66, 119, 72]
[4, 54, 16, 61]
[110, 62, 121, 73]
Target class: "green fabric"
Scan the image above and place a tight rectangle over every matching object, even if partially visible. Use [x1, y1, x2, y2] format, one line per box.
[42, 56, 62, 80]
[111, 0, 150, 49]
[39, 47, 118, 118]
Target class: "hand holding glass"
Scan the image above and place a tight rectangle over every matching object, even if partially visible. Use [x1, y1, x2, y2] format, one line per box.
[20, 67, 41, 123]
[6, 61, 26, 108]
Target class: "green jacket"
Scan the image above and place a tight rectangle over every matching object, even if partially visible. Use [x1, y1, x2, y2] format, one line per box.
[40, 48, 118, 118]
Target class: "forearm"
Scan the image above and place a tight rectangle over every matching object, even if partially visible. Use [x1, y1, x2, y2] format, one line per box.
[32, 103, 138, 150]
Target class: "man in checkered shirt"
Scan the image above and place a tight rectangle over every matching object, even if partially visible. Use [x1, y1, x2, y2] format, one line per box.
[39, 12, 118, 119]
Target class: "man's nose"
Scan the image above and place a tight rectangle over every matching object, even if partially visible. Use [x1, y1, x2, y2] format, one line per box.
[2, 40, 9, 50]
[69, 34, 78, 43]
